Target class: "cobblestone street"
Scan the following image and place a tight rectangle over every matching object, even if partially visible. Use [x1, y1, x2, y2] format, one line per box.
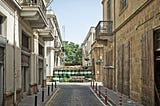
[51, 85, 104, 106]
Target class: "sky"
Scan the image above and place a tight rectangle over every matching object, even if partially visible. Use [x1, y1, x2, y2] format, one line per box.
[50, 0, 102, 45]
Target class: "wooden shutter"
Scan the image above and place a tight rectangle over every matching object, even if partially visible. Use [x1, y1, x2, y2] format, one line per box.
[118, 42, 130, 96]
[118, 45, 123, 93]
[141, 30, 154, 106]
[123, 41, 130, 96]
[105, 50, 113, 89]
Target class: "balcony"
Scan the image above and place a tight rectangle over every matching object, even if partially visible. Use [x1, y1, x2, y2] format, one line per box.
[54, 42, 61, 52]
[95, 21, 113, 41]
[18, 0, 48, 28]
[47, 45, 55, 50]
[38, 28, 54, 41]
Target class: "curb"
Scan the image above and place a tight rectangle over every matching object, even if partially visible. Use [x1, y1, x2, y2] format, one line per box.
[45, 87, 60, 106]
[89, 86, 114, 106]
[89, 86, 107, 106]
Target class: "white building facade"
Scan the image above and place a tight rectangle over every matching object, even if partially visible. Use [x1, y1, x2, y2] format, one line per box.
[45, 10, 63, 81]
[0, 0, 61, 105]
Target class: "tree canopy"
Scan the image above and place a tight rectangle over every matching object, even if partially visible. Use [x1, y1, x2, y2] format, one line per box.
[62, 41, 82, 65]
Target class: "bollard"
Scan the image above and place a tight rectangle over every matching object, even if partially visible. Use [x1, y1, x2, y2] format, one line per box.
[98, 86, 101, 97]
[93, 80, 94, 90]
[35, 95, 37, 106]
[105, 88, 107, 95]
[42, 90, 44, 102]
[52, 82, 53, 91]
[95, 83, 97, 93]
[48, 85, 50, 96]
[119, 95, 122, 105]
[55, 81, 57, 88]
[104, 95, 108, 105]
[91, 81, 92, 87]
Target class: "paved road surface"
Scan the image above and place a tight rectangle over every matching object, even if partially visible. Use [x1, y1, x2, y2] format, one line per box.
[51, 85, 104, 106]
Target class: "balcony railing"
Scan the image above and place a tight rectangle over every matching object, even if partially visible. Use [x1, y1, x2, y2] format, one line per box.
[95, 21, 113, 41]
[20, 0, 46, 14]
[16, 0, 47, 28]
[38, 28, 54, 41]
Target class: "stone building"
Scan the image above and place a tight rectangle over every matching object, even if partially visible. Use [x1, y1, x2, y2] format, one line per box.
[100, 0, 160, 105]
[0, 0, 62, 105]
[82, 27, 95, 69]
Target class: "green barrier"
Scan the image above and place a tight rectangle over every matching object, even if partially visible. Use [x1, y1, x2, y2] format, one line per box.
[53, 69, 93, 82]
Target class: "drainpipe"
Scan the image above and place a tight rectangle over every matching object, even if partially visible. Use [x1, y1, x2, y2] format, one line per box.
[13, 10, 17, 106]
[113, 0, 117, 92]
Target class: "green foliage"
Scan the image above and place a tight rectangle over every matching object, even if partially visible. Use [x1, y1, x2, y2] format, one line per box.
[63, 41, 82, 64]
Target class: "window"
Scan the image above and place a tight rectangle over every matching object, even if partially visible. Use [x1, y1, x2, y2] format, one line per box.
[39, 44, 44, 56]
[107, 0, 111, 20]
[121, 0, 127, 10]
[22, 32, 29, 50]
[0, 15, 6, 36]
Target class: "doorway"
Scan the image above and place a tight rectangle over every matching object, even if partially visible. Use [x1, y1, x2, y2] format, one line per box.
[154, 30, 160, 106]
[21, 67, 29, 93]
[0, 47, 4, 106]
[38, 68, 42, 85]
[0, 64, 4, 106]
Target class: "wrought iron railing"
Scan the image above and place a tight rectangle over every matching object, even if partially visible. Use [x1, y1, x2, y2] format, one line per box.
[95, 21, 113, 37]
[16, 0, 46, 14]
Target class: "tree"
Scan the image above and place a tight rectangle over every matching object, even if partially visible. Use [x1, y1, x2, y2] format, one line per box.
[63, 41, 82, 65]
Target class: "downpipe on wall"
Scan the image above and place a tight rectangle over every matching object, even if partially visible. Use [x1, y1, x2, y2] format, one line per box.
[13, 10, 17, 106]
[113, 0, 117, 92]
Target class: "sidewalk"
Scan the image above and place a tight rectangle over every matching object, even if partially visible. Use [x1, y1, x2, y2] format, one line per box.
[18, 82, 58, 106]
[91, 82, 143, 106]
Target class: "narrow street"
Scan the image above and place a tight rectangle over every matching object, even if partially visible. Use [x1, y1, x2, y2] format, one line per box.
[51, 85, 104, 106]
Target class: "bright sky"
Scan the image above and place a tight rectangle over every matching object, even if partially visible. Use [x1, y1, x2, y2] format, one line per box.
[50, 0, 102, 45]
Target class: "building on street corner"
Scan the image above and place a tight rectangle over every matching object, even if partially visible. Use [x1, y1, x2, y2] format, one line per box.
[0, 0, 63, 105]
